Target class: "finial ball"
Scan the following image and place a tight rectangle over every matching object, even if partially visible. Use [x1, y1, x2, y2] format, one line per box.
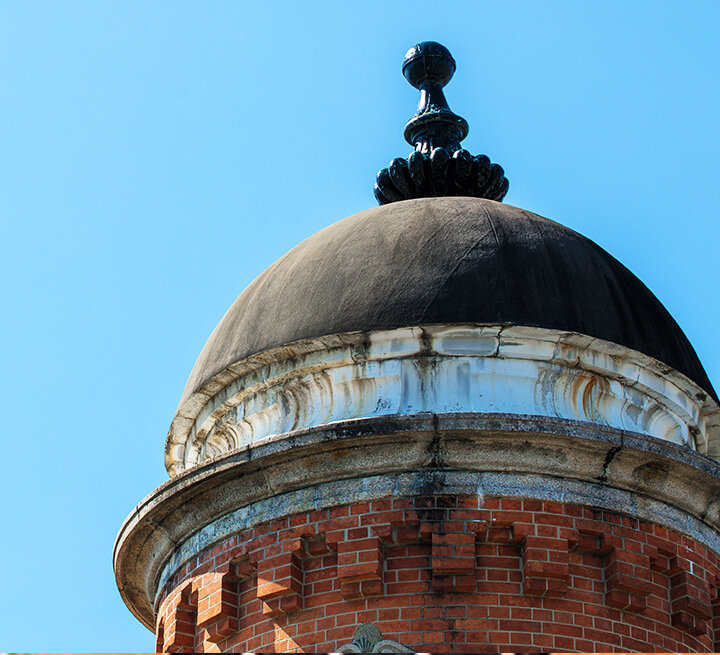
[402, 41, 456, 89]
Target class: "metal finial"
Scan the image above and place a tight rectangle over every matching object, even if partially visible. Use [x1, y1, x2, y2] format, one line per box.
[374, 41, 509, 205]
[402, 42, 468, 153]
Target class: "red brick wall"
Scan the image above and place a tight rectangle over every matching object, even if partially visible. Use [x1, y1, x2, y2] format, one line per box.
[156, 496, 720, 653]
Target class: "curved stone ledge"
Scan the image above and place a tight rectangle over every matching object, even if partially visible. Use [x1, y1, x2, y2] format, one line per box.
[165, 325, 720, 476]
[117, 413, 720, 630]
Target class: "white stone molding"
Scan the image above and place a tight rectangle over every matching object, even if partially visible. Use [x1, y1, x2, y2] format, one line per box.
[166, 325, 720, 476]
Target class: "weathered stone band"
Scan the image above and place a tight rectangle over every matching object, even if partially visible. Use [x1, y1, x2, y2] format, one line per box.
[166, 325, 720, 476]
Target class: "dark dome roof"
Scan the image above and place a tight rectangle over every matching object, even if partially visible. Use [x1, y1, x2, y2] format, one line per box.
[181, 197, 716, 405]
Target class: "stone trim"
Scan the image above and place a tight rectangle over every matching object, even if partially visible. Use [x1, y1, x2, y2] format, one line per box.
[165, 325, 720, 476]
[116, 413, 720, 630]
[337, 623, 415, 653]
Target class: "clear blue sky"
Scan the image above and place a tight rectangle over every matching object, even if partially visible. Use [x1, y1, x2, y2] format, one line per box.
[1, 2, 718, 651]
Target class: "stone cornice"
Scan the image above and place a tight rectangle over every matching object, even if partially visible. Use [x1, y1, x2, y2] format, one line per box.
[117, 414, 720, 630]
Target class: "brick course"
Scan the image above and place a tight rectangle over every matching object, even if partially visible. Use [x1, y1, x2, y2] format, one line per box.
[156, 496, 720, 653]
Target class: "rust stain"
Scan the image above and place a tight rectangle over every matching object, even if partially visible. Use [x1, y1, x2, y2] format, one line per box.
[581, 375, 599, 418]
[567, 370, 590, 416]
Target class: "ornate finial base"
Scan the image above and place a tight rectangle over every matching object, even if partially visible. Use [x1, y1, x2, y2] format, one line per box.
[375, 42, 509, 205]
[374, 147, 508, 205]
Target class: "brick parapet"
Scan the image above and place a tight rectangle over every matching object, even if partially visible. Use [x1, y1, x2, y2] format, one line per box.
[155, 495, 720, 653]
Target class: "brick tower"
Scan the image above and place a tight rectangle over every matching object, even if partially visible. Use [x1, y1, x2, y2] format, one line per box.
[114, 42, 720, 653]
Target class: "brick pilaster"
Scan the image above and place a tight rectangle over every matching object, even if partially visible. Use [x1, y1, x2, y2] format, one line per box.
[431, 531, 476, 593]
[337, 535, 383, 598]
[254, 538, 305, 616]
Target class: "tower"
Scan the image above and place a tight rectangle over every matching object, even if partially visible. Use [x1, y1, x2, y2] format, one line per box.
[114, 42, 720, 653]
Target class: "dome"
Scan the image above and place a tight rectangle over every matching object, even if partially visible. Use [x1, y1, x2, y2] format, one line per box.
[180, 197, 716, 406]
